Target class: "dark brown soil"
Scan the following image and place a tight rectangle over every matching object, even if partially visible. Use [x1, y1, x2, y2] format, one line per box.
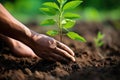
[0, 21, 120, 80]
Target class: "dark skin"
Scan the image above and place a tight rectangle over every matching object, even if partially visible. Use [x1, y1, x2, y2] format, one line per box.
[0, 34, 38, 58]
[0, 3, 75, 62]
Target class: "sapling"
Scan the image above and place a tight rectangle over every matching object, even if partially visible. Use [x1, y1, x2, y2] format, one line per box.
[94, 32, 105, 47]
[40, 0, 86, 42]
[94, 31, 105, 59]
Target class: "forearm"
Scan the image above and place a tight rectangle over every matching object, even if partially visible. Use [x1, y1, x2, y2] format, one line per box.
[0, 3, 35, 49]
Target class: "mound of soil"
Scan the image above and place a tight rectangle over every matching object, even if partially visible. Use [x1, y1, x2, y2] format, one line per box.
[0, 21, 120, 80]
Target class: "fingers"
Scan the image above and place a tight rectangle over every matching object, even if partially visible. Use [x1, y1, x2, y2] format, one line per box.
[35, 36, 75, 62]
[56, 41, 75, 56]
[38, 51, 69, 62]
[38, 52, 55, 61]
[53, 47, 75, 62]
[47, 52, 69, 62]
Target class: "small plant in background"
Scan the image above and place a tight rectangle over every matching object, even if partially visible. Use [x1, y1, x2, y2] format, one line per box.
[94, 32, 105, 47]
[40, 0, 86, 42]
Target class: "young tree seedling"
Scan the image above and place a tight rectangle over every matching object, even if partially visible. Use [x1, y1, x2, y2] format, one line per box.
[94, 31, 105, 47]
[40, 0, 86, 42]
[94, 31, 105, 59]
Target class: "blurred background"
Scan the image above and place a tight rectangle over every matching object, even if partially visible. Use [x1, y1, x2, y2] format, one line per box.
[0, 0, 120, 24]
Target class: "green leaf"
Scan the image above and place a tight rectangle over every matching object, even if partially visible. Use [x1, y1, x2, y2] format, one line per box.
[40, 7, 56, 15]
[42, 2, 59, 10]
[46, 30, 58, 36]
[63, 19, 75, 29]
[57, 0, 61, 3]
[94, 32, 105, 47]
[98, 32, 104, 39]
[63, 1, 83, 10]
[98, 41, 104, 47]
[57, 0, 67, 4]
[40, 19, 56, 26]
[67, 32, 86, 42]
[64, 12, 80, 19]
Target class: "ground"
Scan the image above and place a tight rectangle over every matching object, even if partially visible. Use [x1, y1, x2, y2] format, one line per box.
[0, 20, 120, 80]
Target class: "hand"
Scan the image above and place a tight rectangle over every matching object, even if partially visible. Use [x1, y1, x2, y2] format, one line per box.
[32, 34, 75, 62]
[0, 4, 75, 62]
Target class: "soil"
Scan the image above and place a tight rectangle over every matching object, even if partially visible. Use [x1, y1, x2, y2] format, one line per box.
[0, 20, 120, 80]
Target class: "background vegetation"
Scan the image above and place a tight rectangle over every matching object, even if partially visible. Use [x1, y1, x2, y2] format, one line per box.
[0, 0, 120, 23]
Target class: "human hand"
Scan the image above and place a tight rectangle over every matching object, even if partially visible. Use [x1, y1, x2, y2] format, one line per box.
[32, 34, 75, 62]
[0, 4, 75, 62]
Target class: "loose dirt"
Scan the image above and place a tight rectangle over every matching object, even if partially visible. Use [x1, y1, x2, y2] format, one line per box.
[0, 21, 120, 80]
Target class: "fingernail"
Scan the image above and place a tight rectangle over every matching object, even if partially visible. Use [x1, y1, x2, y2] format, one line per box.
[72, 57, 76, 62]
[72, 52, 75, 56]
[71, 50, 75, 56]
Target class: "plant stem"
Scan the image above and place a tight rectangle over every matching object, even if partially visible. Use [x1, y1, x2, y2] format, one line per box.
[58, 3, 63, 42]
